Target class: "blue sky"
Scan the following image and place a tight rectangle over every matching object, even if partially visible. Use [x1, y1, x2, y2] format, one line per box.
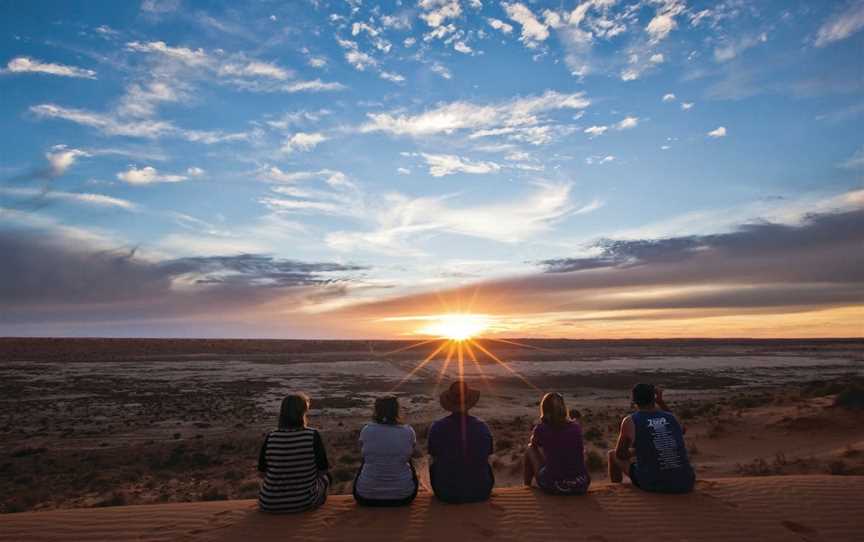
[1, 0, 862, 338]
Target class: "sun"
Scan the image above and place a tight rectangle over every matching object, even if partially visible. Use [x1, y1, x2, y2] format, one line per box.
[418, 313, 490, 341]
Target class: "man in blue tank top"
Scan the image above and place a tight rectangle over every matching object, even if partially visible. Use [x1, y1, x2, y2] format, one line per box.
[608, 383, 695, 493]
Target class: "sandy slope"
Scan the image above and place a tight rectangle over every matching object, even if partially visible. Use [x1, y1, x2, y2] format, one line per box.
[1, 476, 861, 542]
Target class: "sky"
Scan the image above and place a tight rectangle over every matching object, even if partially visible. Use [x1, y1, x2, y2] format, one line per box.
[0, 0, 862, 339]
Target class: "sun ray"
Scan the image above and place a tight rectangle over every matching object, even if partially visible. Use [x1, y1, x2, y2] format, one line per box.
[469, 338, 539, 391]
[463, 339, 492, 392]
[434, 342, 456, 392]
[390, 339, 449, 391]
[379, 338, 443, 357]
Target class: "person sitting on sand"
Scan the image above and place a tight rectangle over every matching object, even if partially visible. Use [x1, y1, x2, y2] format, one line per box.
[523, 392, 591, 495]
[353, 395, 419, 507]
[257, 393, 331, 513]
[608, 384, 695, 493]
[428, 381, 494, 503]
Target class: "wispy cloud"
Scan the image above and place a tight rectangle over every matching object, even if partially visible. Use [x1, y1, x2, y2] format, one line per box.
[419, 153, 502, 177]
[707, 126, 727, 138]
[361, 91, 589, 146]
[3, 57, 96, 79]
[814, 0, 864, 47]
[117, 166, 193, 185]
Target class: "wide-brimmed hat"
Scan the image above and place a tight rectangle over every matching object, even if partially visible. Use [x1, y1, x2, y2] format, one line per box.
[439, 381, 480, 413]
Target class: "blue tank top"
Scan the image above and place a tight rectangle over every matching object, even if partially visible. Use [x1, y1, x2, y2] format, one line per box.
[632, 410, 695, 493]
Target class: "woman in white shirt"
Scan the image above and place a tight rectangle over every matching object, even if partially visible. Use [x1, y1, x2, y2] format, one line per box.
[353, 396, 418, 506]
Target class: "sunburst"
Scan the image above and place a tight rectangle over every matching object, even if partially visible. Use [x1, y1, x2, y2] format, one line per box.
[380, 302, 541, 393]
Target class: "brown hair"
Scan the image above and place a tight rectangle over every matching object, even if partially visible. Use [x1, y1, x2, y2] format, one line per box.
[278, 393, 310, 429]
[373, 395, 401, 425]
[540, 392, 570, 427]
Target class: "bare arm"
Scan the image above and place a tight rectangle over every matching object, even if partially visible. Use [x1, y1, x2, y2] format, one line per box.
[655, 386, 686, 434]
[655, 386, 671, 413]
[614, 416, 635, 461]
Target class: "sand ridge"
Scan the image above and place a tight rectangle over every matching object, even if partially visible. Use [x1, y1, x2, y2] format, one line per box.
[1, 475, 861, 542]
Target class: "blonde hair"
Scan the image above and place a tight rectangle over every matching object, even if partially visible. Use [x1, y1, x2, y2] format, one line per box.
[279, 393, 311, 429]
[540, 392, 569, 427]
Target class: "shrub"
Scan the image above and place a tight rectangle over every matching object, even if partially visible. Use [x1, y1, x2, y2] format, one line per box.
[583, 427, 604, 443]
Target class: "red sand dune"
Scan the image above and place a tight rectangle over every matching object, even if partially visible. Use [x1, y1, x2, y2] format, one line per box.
[1, 475, 861, 541]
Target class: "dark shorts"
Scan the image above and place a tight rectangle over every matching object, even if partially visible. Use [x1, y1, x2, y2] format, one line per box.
[429, 463, 494, 504]
[629, 464, 695, 494]
[536, 467, 590, 495]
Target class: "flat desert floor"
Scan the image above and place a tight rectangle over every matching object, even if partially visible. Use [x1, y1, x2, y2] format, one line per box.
[1, 338, 862, 514]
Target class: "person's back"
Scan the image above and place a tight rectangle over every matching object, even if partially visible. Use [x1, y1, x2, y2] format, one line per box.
[258, 394, 330, 513]
[531, 420, 590, 493]
[428, 381, 494, 503]
[429, 413, 494, 502]
[354, 422, 417, 503]
[631, 409, 694, 493]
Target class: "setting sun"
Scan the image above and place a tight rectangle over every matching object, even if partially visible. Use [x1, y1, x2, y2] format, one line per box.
[418, 313, 490, 341]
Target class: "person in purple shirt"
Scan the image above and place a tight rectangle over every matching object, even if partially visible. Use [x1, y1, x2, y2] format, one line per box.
[523, 392, 590, 495]
[427, 381, 494, 503]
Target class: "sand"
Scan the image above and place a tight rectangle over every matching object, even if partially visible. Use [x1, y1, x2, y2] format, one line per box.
[1, 475, 861, 542]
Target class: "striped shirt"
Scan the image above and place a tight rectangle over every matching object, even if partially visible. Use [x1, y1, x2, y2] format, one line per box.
[257, 427, 330, 513]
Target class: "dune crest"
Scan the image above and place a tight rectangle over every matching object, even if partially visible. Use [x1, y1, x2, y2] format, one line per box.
[2, 475, 862, 541]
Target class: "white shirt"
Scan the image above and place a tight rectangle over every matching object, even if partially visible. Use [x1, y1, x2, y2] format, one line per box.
[355, 423, 416, 500]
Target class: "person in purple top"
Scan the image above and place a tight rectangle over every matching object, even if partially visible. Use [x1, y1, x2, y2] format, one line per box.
[427, 381, 494, 503]
[523, 392, 591, 495]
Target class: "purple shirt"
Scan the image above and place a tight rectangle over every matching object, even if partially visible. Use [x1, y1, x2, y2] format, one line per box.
[531, 420, 587, 482]
[428, 413, 493, 502]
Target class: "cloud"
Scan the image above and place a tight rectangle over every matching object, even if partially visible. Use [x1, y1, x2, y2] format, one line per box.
[117, 81, 180, 117]
[681, 102, 694, 110]
[707, 126, 727, 138]
[419, 0, 462, 28]
[0, 188, 136, 210]
[3, 57, 96, 79]
[840, 145, 864, 170]
[419, 153, 502, 177]
[126, 41, 210, 66]
[117, 166, 189, 185]
[361, 90, 589, 144]
[645, 1, 685, 43]
[503, 2, 550, 48]
[430, 63, 452, 79]
[663, 93, 676, 102]
[30, 103, 250, 143]
[379, 71, 406, 83]
[815, 0, 864, 47]
[218, 61, 293, 80]
[326, 181, 580, 253]
[281, 132, 327, 153]
[31, 103, 175, 138]
[337, 38, 378, 71]
[0, 229, 365, 325]
[487, 18, 514, 34]
[187, 167, 205, 176]
[586, 155, 615, 165]
[46, 145, 90, 176]
[337, 206, 863, 334]
[714, 33, 768, 62]
[615, 116, 639, 130]
[280, 79, 346, 93]
[584, 125, 608, 137]
[397, 167, 411, 175]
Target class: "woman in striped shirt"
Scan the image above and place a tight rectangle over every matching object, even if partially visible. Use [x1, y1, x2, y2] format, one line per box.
[257, 393, 331, 513]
